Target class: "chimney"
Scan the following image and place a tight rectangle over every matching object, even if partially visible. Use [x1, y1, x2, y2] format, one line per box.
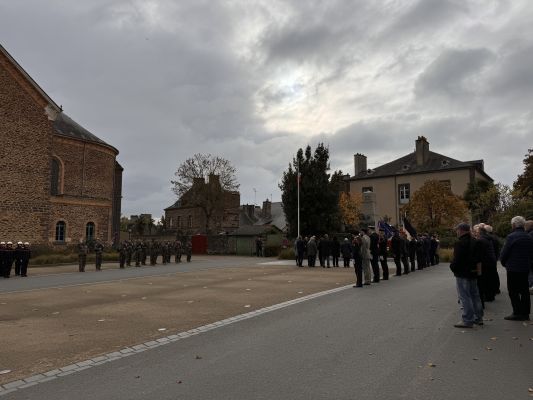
[192, 177, 205, 186]
[415, 136, 429, 166]
[262, 199, 272, 219]
[244, 204, 255, 219]
[354, 153, 367, 176]
[208, 174, 220, 187]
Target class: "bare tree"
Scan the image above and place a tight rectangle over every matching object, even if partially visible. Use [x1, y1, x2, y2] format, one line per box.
[171, 154, 239, 197]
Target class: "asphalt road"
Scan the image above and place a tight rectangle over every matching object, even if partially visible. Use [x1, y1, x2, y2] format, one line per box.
[4, 264, 532, 400]
[0, 256, 279, 294]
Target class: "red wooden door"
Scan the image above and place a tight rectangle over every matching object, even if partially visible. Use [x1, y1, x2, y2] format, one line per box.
[192, 234, 207, 254]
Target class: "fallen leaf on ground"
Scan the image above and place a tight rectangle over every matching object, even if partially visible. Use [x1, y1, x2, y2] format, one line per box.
[52, 312, 60, 315]
[245, 289, 251, 291]
[0, 370, 11, 375]
[177, 380, 182, 384]
[98, 319, 105, 322]
[490, 337, 498, 341]
[485, 347, 493, 351]
[244, 305, 251, 308]
[427, 363, 436, 367]
[158, 328, 167, 332]
[135, 376, 140, 379]
[141, 297, 147, 300]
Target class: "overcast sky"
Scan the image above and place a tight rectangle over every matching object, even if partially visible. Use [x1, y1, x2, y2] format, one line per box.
[1, 0, 532, 217]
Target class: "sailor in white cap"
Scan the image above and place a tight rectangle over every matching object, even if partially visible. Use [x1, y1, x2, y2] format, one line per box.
[20, 242, 31, 277]
[15, 241, 24, 276]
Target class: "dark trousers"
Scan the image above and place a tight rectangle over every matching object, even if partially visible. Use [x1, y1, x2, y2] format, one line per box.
[477, 275, 485, 309]
[78, 255, 86, 272]
[371, 254, 380, 282]
[354, 261, 363, 287]
[21, 260, 29, 276]
[187, 254, 192, 262]
[394, 255, 402, 276]
[343, 257, 350, 267]
[416, 253, 425, 269]
[308, 255, 316, 267]
[332, 256, 339, 267]
[15, 260, 21, 275]
[409, 256, 416, 272]
[297, 251, 304, 267]
[95, 254, 103, 270]
[380, 256, 389, 280]
[402, 256, 409, 275]
[507, 271, 530, 317]
[119, 254, 126, 268]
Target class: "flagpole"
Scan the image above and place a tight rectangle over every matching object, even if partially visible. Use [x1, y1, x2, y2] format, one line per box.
[297, 165, 300, 238]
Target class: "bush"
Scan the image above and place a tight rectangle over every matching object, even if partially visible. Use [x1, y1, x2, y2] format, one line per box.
[31, 251, 119, 266]
[263, 245, 281, 258]
[278, 248, 295, 260]
[438, 248, 453, 263]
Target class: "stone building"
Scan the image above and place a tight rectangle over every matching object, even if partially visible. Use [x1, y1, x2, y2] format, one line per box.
[349, 136, 493, 226]
[164, 174, 240, 234]
[0, 44, 122, 245]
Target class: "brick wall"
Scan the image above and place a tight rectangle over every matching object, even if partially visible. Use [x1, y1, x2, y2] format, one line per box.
[49, 202, 111, 243]
[0, 52, 53, 243]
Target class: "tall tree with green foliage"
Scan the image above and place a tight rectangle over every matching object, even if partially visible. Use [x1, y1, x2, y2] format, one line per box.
[279, 143, 343, 237]
[464, 179, 500, 224]
[513, 149, 533, 199]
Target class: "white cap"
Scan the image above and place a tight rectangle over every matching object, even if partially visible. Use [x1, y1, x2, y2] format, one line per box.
[0, 242, 5, 245]
[24, 242, 30, 245]
[7, 241, 13, 245]
[17, 241, 23, 245]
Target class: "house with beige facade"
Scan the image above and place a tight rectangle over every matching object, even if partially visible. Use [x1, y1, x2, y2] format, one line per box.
[349, 136, 493, 226]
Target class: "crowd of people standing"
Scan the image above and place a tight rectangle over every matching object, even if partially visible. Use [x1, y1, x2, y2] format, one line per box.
[450, 216, 533, 327]
[0, 241, 31, 278]
[294, 227, 440, 287]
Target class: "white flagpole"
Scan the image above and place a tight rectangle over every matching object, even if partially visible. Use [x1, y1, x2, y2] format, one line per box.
[297, 166, 300, 238]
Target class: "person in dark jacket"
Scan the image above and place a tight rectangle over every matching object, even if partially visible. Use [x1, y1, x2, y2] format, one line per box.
[408, 237, 417, 272]
[526, 220, 533, 293]
[391, 231, 402, 276]
[400, 232, 410, 275]
[423, 234, 431, 267]
[331, 236, 340, 267]
[307, 236, 317, 267]
[296, 236, 306, 267]
[369, 228, 380, 282]
[340, 238, 352, 268]
[416, 236, 426, 270]
[319, 235, 331, 268]
[499, 216, 533, 321]
[14, 242, 24, 276]
[450, 223, 483, 328]
[352, 233, 363, 287]
[20, 242, 31, 277]
[3, 242, 15, 278]
[477, 225, 498, 302]
[484, 225, 501, 294]
[378, 230, 389, 280]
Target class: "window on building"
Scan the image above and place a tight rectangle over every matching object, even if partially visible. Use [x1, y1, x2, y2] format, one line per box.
[177, 216, 181, 228]
[169, 217, 173, 228]
[362, 186, 373, 193]
[55, 221, 66, 242]
[188, 215, 192, 228]
[51, 158, 60, 195]
[399, 184, 410, 204]
[86, 222, 95, 240]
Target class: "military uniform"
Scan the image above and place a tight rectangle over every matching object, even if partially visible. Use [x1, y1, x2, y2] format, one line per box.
[185, 241, 192, 262]
[78, 242, 88, 272]
[20, 243, 31, 277]
[175, 241, 182, 263]
[141, 241, 147, 266]
[14, 242, 24, 276]
[3, 242, 15, 278]
[94, 241, 104, 270]
[125, 241, 133, 266]
[134, 241, 142, 267]
[118, 242, 126, 268]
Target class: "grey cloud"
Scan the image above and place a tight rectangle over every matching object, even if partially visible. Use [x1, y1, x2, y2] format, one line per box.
[414, 48, 495, 98]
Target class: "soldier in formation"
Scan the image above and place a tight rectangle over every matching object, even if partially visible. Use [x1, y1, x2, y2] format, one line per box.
[94, 238, 104, 271]
[1, 241, 31, 278]
[78, 239, 88, 272]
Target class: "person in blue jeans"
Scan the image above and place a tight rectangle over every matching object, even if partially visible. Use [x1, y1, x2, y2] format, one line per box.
[450, 223, 483, 328]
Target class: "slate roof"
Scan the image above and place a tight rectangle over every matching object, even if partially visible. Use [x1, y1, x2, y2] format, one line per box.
[350, 150, 492, 182]
[238, 202, 287, 232]
[230, 225, 282, 236]
[53, 112, 118, 153]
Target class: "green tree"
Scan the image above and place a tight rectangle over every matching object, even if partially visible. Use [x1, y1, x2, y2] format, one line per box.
[463, 179, 499, 224]
[513, 149, 533, 199]
[279, 143, 343, 237]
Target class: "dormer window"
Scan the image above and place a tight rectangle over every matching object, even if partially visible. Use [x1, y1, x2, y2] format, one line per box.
[402, 164, 410, 171]
[441, 160, 450, 167]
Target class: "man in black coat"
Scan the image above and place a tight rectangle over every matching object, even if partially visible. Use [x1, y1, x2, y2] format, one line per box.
[378, 229, 389, 280]
[319, 235, 331, 268]
[3, 242, 15, 278]
[450, 223, 483, 328]
[296, 236, 306, 267]
[500, 216, 533, 321]
[408, 237, 417, 272]
[391, 231, 402, 276]
[352, 234, 363, 287]
[369, 227, 380, 282]
[476, 225, 498, 302]
[340, 238, 352, 268]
